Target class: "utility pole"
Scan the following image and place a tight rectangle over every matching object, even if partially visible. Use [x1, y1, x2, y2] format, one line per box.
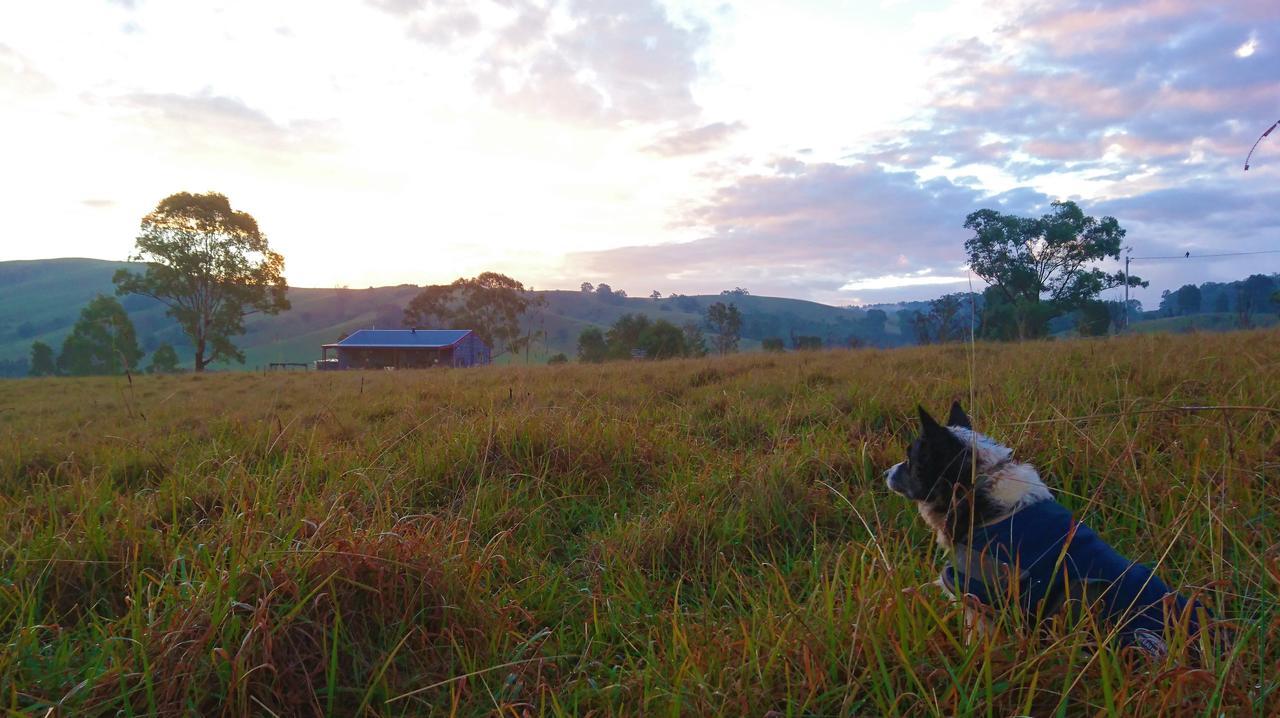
[1122, 251, 1131, 331]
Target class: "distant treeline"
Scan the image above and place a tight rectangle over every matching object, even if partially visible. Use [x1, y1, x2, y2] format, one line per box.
[894, 272, 1279, 346]
[1154, 274, 1279, 320]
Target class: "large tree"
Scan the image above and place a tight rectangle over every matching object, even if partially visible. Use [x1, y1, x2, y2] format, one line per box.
[403, 272, 538, 356]
[605, 313, 653, 360]
[705, 302, 742, 355]
[29, 341, 56, 377]
[963, 200, 1145, 339]
[576, 327, 609, 363]
[57, 295, 144, 376]
[147, 343, 182, 374]
[113, 192, 290, 371]
[1076, 299, 1112, 336]
[1235, 274, 1276, 328]
[1176, 284, 1202, 315]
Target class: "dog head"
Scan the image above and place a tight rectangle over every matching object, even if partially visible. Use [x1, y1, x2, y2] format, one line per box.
[885, 401, 1050, 545]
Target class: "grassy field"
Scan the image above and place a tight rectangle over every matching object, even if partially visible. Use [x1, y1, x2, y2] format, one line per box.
[1, 330, 1277, 716]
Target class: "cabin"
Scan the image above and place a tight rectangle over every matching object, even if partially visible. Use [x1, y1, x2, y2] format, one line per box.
[321, 329, 491, 369]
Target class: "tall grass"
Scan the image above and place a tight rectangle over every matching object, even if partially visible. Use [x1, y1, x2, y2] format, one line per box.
[0, 329, 1276, 715]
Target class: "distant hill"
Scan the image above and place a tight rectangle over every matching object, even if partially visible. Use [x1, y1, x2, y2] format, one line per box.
[0, 258, 906, 375]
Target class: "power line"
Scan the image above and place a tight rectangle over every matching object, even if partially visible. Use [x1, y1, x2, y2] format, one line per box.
[1129, 249, 1280, 261]
[1119, 248, 1280, 329]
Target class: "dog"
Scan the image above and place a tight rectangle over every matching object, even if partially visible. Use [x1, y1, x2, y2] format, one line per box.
[884, 401, 1208, 657]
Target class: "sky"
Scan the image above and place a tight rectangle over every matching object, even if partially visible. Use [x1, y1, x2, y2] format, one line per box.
[1, 0, 1277, 306]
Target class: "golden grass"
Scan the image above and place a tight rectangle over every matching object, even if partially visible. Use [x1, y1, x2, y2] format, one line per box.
[0, 329, 1277, 716]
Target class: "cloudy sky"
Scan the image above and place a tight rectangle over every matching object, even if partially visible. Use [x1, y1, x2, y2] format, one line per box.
[1, 0, 1276, 305]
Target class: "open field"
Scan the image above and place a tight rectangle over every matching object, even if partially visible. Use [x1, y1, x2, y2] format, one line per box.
[1, 330, 1278, 716]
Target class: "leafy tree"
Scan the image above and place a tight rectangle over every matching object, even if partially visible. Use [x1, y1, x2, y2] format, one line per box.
[57, 295, 144, 376]
[577, 327, 609, 363]
[792, 335, 823, 350]
[1212, 293, 1230, 313]
[706, 302, 742, 355]
[1076, 300, 1112, 336]
[672, 295, 700, 313]
[650, 290, 662, 300]
[148, 343, 181, 373]
[861, 309, 888, 336]
[906, 293, 979, 344]
[403, 272, 538, 356]
[1107, 299, 1142, 328]
[114, 192, 290, 372]
[577, 316, 702, 362]
[580, 282, 594, 293]
[605, 314, 653, 360]
[29, 341, 56, 376]
[963, 200, 1145, 339]
[905, 311, 932, 344]
[681, 322, 708, 357]
[929, 293, 973, 342]
[547, 353, 569, 365]
[643, 320, 687, 359]
[1234, 274, 1276, 328]
[592, 283, 628, 305]
[1176, 284, 1202, 315]
[762, 337, 785, 352]
[721, 287, 750, 296]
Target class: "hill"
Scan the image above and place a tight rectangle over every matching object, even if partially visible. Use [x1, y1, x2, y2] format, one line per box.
[0, 258, 902, 375]
[1, 330, 1274, 714]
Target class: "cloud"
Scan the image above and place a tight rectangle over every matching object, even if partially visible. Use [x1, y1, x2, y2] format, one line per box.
[404, 3, 481, 45]
[876, 0, 1280, 186]
[0, 44, 54, 97]
[839, 272, 971, 292]
[643, 121, 745, 156]
[81, 199, 116, 208]
[371, 0, 708, 126]
[559, 0, 1280, 304]
[113, 92, 341, 166]
[567, 160, 1021, 302]
[829, 0, 1280, 300]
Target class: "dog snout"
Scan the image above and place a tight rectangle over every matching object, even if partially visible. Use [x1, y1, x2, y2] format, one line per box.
[884, 462, 905, 493]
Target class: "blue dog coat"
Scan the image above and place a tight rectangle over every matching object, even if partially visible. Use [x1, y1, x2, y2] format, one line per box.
[941, 499, 1204, 648]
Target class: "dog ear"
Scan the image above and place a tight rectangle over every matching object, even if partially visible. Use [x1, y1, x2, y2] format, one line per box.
[947, 400, 972, 429]
[917, 405, 966, 478]
[918, 405, 947, 436]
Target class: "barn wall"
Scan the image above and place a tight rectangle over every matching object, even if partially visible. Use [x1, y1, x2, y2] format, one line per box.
[451, 333, 492, 367]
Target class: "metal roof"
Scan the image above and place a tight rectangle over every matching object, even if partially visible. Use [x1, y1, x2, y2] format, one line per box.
[324, 329, 472, 349]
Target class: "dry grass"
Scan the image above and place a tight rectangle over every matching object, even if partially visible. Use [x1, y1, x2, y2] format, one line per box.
[0, 329, 1277, 716]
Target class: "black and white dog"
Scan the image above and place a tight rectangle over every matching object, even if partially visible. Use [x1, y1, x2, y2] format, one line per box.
[885, 401, 1207, 656]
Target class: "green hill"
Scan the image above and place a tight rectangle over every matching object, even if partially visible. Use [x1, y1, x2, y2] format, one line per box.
[0, 258, 896, 375]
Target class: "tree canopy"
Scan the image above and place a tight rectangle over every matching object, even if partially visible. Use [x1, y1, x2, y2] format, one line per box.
[705, 302, 742, 355]
[576, 314, 704, 363]
[403, 272, 538, 356]
[57, 295, 144, 376]
[29, 341, 56, 377]
[963, 200, 1144, 338]
[907, 293, 978, 344]
[113, 192, 290, 371]
[576, 327, 609, 363]
[148, 343, 182, 374]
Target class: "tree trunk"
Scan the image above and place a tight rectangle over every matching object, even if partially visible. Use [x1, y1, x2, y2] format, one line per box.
[194, 337, 207, 372]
